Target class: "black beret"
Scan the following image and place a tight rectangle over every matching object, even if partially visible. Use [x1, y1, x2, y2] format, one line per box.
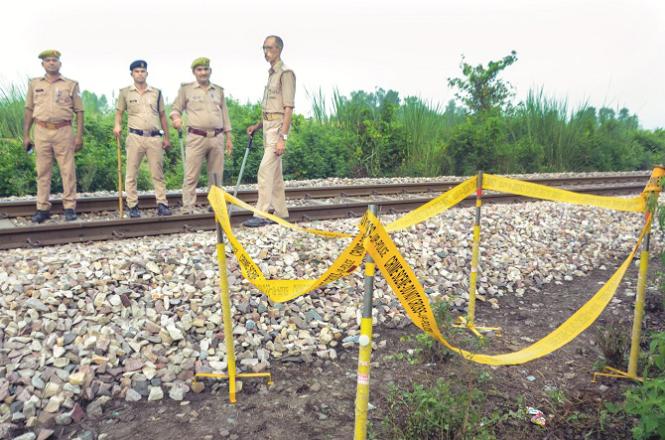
[129, 60, 148, 71]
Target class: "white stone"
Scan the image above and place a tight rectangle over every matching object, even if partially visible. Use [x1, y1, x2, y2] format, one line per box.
[148, 386, 164, 401]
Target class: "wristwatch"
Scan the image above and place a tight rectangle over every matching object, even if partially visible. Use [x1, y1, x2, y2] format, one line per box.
[280, 133, 288, 141]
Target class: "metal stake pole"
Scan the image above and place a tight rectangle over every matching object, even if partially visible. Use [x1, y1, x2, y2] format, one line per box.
[354, 205, 378, 440]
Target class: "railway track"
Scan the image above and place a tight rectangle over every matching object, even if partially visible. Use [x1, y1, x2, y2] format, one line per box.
[0, 172, 650, 218]
[0, 174, 650, 250]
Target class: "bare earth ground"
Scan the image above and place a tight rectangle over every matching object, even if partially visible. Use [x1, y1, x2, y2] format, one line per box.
[34, 255, 664, 440]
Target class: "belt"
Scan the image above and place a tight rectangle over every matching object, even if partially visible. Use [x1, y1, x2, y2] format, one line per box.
[263, 112, 283, 121]
[188, 127, 225, 137]
[35, 120, 71, 130]
[129, 128, 163, 137]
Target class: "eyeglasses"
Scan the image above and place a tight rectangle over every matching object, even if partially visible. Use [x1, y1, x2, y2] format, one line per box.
[262, 46, 277, 51]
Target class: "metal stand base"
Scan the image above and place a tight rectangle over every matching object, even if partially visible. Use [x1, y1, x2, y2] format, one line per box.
[453, 316, 502, 338]
[592, 366, 642, 383]
[193, 372, 273, 404]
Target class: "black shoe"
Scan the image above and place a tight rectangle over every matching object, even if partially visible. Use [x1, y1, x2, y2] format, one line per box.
[157, 203, 171, 216]
[64, 209, 77, 221]
[128, 205, 141, 218]
[243, 217, 268, 228]
[31, 210, 51, 223]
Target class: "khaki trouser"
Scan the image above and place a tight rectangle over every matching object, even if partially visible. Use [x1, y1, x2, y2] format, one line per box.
[34, 124, 76, 210]
[255, 119, 288, 218]
[182, 132, 225, 210]
[125, 133, 167, 207]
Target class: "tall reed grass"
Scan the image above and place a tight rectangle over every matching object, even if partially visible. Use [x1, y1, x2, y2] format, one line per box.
[0, 83, 25, 140]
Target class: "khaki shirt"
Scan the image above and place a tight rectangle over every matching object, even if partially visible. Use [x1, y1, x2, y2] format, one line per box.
[25, 75, 83, 123]
[262, 60, 295, 113]
[116, 85, 164, 131]
[170, 82, 231, 131]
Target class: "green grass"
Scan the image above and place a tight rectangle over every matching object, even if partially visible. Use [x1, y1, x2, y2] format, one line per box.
[0, 83, 26, 140]
[397, 97, 459, 176]
[508, 88, 578, 170]
[381, 379, 497, 439]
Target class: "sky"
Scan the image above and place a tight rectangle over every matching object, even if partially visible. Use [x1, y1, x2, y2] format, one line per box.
[2, 0, 664, 128]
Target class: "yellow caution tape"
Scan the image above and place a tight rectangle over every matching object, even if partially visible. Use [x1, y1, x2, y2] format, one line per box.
[644, 166, 665, 193]
[209, 167, 654, 353]
[361, 212, 649, 365]
[208, 187, 366, 302]
[221, 190, 353, 239]
[386, 177, 477, 231]
[483, 174, 645, 212]
[219, 172, 645, 243]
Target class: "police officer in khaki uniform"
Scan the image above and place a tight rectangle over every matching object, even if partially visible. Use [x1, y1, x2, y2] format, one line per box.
[243, 36, 295, 227]
[23, 50, 84, 223]
[114, 60, 171, 217]
[170, 57, 233, 211]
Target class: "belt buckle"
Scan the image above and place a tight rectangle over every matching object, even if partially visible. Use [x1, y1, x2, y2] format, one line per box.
[207, 130, 215, 137]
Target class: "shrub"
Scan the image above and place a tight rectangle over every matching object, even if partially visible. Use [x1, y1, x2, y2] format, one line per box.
[381, 379, 494, 440]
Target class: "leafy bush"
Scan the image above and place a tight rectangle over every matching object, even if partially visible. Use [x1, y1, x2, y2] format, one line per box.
[644, 332, 665, 378]
[445, 113, 510, 175]
[0, 139, 35, 196]
[624, 378, 665, 440]
[283, 118, 356, 180]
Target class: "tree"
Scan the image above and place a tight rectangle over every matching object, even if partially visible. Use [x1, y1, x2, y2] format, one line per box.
[81, 90, 110, 115]
[447, 51, 518, 114]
